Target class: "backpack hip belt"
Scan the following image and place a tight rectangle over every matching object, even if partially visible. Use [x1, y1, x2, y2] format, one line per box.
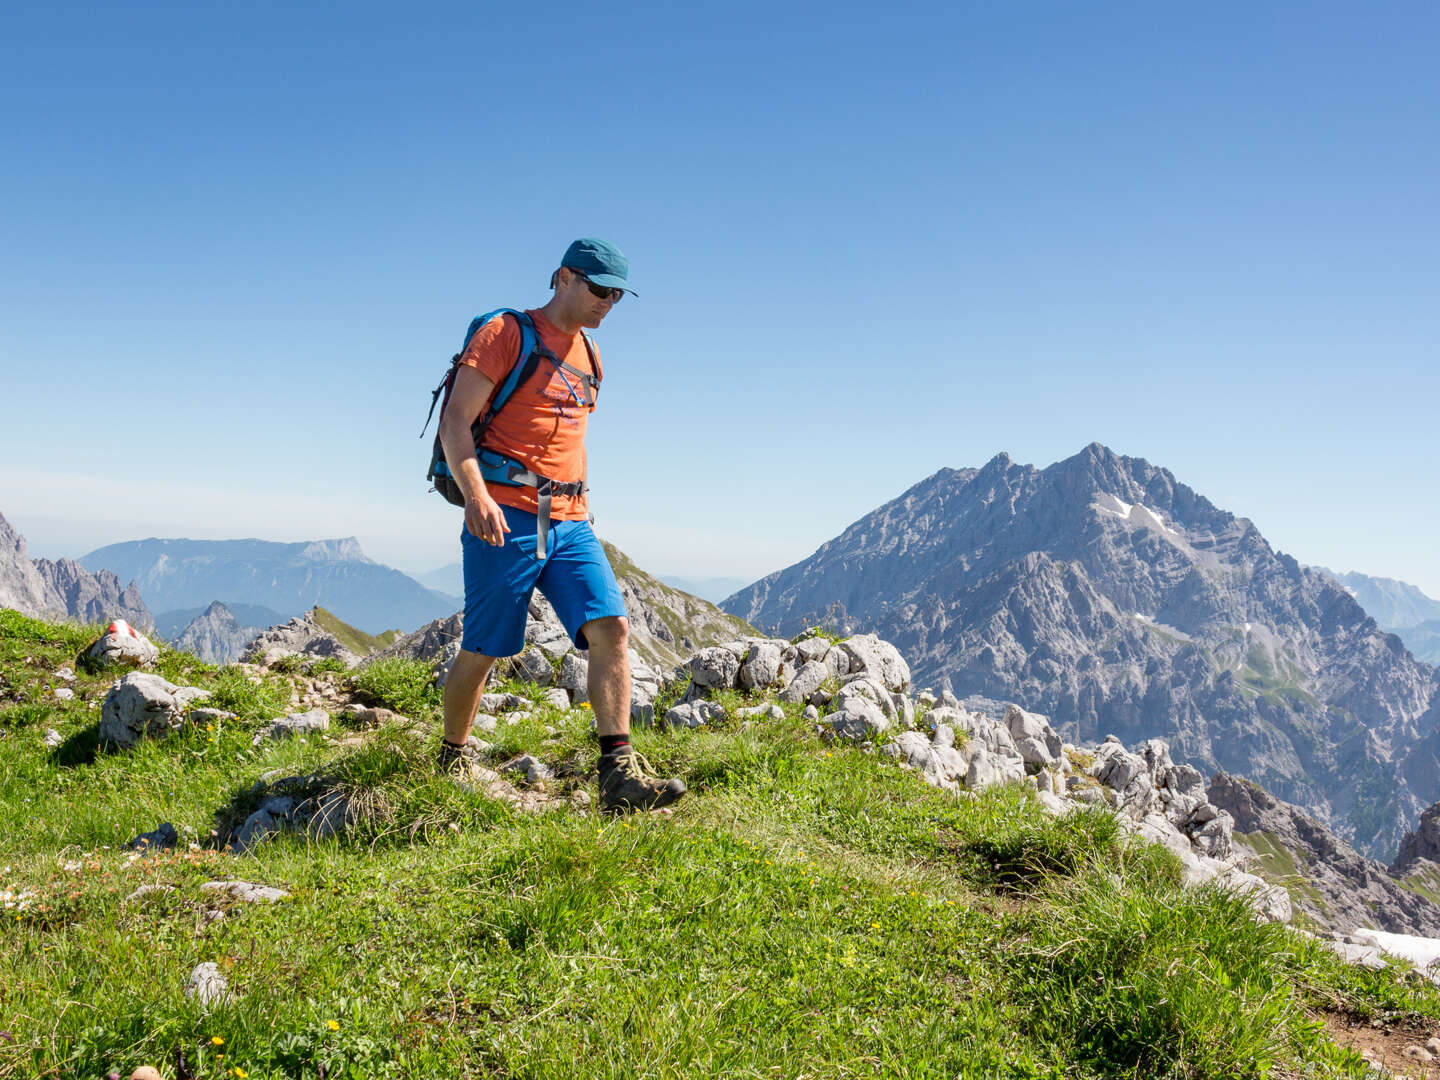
[478, 452, 586, 560]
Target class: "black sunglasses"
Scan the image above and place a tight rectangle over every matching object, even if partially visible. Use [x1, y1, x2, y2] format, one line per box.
[569, 270, 623, 302]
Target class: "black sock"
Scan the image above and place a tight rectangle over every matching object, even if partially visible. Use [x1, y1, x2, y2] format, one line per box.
[599, 735, 630, 758]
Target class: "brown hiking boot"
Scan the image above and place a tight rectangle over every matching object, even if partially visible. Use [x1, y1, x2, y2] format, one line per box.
[598, 746, 686, 814]
[437, 737, 483, 771]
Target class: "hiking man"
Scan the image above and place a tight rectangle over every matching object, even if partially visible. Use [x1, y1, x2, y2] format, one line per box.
[435, 238, 685, 814]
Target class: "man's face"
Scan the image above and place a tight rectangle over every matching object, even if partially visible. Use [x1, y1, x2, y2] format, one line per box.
[561, 267, 621, 328]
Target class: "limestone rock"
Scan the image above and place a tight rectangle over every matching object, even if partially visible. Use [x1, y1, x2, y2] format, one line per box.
[558, 652, 590, 703]
[966, 746, 1026, 792]
[884, 725, 967, 791]
[666, 700, 725, 729]
[779, 660, 829, 704]
[823, 697, 888, 742]
[839, 634, 910, 692]
[501, 754, 554, 784]
[794, 635, 831, 664]
[688, 646, 741, 690]
[126, 823, 178, 853]
[100, 673, 188, 748]
[243, 610, 361, 668]
[1089, 738, 1155, 819]
[1005, 705, 1063, 770]
[200, 880, 291, 903]
[86, 624, 160, 669]
[257, 708, 330, 742]
[739, 642, 783, 690]
[185, 961, 231, 1008]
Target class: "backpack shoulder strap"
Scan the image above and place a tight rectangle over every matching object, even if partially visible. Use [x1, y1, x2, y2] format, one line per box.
[481, 310, 540, 423]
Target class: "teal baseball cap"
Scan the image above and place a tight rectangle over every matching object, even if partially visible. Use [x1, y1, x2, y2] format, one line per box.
[560, 237, 637, 297]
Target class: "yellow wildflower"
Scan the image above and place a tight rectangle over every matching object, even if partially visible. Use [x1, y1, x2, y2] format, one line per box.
[211, 1036, 225, 1046]
[327, 1020, 340, 1031]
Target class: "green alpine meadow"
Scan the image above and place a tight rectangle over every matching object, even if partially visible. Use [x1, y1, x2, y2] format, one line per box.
[1, 607, 1437, 1079]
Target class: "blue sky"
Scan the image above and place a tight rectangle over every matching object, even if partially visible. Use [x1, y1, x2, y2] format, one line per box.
[2, 1, 1437, 596]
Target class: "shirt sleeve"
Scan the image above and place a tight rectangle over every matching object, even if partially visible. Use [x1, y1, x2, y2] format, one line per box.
[458, 314, 522, 385]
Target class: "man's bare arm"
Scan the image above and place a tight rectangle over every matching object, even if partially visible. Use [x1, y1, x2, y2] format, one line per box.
[438, 365, 511, 546]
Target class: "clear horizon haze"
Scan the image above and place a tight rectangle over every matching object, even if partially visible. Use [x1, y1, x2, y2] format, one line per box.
[2, 2, 1437, 597]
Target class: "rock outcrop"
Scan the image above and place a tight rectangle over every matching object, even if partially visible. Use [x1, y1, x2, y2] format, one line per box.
[1392, 803, 1440, 878]
[1208, 773, 1440, 936]
[242, 610, 361, 668]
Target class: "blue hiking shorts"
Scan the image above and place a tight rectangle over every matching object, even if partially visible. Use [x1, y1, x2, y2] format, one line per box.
[460, 504, 627, 657]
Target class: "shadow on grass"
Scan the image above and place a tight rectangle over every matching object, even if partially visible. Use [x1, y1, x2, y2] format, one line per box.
[49, 722, 103, 767]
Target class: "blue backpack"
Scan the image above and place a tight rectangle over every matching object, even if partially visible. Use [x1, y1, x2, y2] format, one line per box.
[422, 309, 601, 556]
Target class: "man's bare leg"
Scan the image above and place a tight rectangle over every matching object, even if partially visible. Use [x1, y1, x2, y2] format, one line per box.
[582, 616, 685, 812]
[443, 648, 497, 749]
[581, 616, 631, 737]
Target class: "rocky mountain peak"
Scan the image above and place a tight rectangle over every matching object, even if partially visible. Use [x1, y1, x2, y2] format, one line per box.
[299, 538, 371, 564]
[724, 447, 1440, 860]
[1392, 803, 1440, 878]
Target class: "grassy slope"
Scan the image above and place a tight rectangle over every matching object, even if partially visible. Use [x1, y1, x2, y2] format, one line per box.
[310, 606, 401, 656]
[2, 608, 1437, 1079]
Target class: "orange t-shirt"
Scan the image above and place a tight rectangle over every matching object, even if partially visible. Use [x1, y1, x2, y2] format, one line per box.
[458, 309, 600, 520]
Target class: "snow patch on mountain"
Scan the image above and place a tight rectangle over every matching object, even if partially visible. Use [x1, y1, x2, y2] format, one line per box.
[1093, 493, 1178, 536]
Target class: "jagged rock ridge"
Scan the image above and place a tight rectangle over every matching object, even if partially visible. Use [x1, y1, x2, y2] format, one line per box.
[723, 444, 1440, 860]
[0, 511, 152, 630]
[1207, 773, 1440, 937]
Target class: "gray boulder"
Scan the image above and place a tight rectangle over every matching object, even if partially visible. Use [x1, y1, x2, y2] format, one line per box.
[739, 642, 783, 690]
[688, 646, 741, 690]
[835, 676, 898, 722]
[839, 634, 910, 692]
[512, 646, 555, 686]
[823, 696, 889, 741]
[186, 962, 231, 1008]
[1005, 705, 1063, 770]
[966, 746, 1026, 791]
[257, 708, 330, 742]
[794, 636, 831, 664]
[665, 700, 726, 729]
[501, 754, 555, 784]
[779, 660, 829, 704]
[100, 672, 201, 747]
[231, 796, 296, 853]
[558, 652, 589, 703]
[242, 610, 361, 668]
[630, 650, 663, 725]
[199, 880, 290, 903]
[127, 822, 179, 853]
[884, 725, 968, 791]
[1089, 737, 1156, 819]
[87, 626, 160, 669]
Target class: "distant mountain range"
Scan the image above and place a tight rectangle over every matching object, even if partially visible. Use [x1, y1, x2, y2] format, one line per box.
[1315, 568, 1440, 665]
[79, 537, 456, 636]
[724, 443, 1440, 861]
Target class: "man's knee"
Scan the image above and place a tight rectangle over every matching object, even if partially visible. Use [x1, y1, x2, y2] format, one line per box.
[583, 615, 629, 652]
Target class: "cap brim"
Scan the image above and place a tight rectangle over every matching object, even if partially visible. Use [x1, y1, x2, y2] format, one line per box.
[584, 273, 637, 297]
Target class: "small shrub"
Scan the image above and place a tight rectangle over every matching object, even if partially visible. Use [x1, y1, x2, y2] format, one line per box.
[351, 658, 442, 720]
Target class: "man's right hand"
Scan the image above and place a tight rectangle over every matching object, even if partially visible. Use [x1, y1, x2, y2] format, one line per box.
[465, 494, 511, 547]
